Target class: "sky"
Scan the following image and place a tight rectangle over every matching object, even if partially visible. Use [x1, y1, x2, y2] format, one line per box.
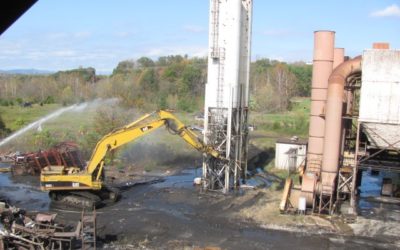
[0, 0, 399, 74]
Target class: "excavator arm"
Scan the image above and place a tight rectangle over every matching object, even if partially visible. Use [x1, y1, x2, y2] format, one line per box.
[40, 110, 220, 207]
[85, 110, 220, 179]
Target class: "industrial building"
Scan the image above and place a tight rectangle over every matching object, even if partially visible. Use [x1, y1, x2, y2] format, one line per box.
[275, 137, 307, 172]
[281, 31, 400, 216]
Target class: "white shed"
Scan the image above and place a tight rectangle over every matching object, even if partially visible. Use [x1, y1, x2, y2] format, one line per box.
[275, 137, 307, 171]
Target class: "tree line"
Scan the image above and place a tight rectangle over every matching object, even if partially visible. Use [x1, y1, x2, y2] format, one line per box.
[0, 55, 311, 136]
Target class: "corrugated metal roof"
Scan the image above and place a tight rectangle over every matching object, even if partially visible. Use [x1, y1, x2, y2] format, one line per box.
[361, 123, 400, 149]
[276, 137, 308, 145]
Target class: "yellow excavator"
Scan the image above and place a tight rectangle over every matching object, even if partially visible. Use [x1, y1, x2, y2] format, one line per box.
[40, 110, 221, 208]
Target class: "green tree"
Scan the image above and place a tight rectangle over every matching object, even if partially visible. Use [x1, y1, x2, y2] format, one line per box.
[61, 86, 74, 105]
[33, 129, 57, 149]
[0, 114, 8, 137]
[180, 65, 203, 95]
[137, 57, 155, 68]
[270, 63, 296, 111]
[139, 68, 159, 92]
[289, 63, 312, 97]
[112, 60, 135, 75]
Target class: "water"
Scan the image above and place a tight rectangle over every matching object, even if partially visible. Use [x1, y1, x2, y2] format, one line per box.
[0, 102, 89, 147]
[358, 170, 400, 216]
[0, 171, 49, 211]
[153, 168, 202, 188]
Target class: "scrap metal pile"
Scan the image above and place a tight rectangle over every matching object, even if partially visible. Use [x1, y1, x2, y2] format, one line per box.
[2, 142, 85, 175]
[0, 200, 82, 250]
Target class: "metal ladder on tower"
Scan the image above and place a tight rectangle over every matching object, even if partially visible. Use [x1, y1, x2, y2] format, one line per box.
[216, 47, 226, 127]
[81, 209, 96, 250]
[210, 0, 226, 151]
[210, 0, 220, 59]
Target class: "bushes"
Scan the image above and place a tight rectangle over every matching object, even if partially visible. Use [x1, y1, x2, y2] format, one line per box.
[13, 118, 27, 127]
[0, 99, 14, 106]
[262, 115, 308, 136]
[43, 96, 55, 104]
[0, 113, 10, 137]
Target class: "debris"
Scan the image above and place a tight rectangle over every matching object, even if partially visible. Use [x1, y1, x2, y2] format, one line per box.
[193, 177, 202, 185]
[342, 214, 357, 224]
[0, 167, 10, 173]
[9, 142, 84, 175]
[0, 200, 86, 249]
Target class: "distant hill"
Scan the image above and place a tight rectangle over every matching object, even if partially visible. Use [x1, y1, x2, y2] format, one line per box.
[0, 69, 54, 75]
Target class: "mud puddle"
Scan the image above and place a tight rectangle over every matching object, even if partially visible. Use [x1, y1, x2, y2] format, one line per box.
[0, 171, 49, 211]
[56, 168, 397, 249]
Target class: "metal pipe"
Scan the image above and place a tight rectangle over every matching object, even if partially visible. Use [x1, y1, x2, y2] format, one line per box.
[372, 42, 390, 49]
[333, 48, 344, 70]
[307, 30, 335, 173]
[333, 48, 347, 155]
[321, 56, 362, 187]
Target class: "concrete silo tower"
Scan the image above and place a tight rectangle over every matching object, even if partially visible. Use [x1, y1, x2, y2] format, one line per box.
[203, 0, 253, 192]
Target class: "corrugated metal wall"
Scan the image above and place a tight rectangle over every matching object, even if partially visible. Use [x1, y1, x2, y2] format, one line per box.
[359, 50, 400, 124]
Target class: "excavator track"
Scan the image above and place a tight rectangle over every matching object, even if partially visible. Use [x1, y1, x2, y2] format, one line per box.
[49, 191, 102, 209]
[102, 184, 120, 203]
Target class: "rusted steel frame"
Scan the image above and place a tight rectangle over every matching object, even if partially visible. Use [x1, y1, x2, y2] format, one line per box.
[42, 151, 52, 166]
[52, 150, 63, 165]
[59, 151, 68, 167]
[338, 172, 353, 191]
[358, 139, 400, 164]
[32, 153, 43, 169]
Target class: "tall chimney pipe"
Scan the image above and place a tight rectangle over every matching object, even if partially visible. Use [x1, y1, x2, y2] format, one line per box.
[333, 48, 344, 70]
[321, 56, 362, 187]
[307, 31, 335, 172]
[373, 42, 390, 49]
[333, 47, 348, 155]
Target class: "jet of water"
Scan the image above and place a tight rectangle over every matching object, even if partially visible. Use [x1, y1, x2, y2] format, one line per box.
[0, 102, 88, 147]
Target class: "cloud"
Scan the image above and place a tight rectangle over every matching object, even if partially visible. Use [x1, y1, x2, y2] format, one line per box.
[114, 31, 131, 38]
[183, 25, 206, 33]
[45, 31, 91, 40]
[74, 31, 91, 38]
[371, 4, 400, 17]
[46, 32, 68, 40]
[51, 50, 77, 57]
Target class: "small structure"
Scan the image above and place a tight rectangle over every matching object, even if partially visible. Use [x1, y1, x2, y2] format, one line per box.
[275, 137, 307, 172]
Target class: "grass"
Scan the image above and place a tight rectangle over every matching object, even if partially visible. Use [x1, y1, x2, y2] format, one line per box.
[250, 97, 310, 139]
[0, 103, 99, 152]
[248, 97, 310, 171]
[0, 104, 62, 131]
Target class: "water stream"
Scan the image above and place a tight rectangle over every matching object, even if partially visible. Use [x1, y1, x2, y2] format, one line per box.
[0, 102, 89, 148]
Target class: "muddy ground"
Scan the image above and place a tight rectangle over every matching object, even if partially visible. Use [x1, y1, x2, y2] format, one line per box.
[1, 163, 399, 249]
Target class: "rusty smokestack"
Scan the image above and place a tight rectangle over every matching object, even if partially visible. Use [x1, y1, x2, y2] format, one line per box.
[321, 56, 362, 187]
[307, 30, 335, 172]
[333, 48, 347, 157]
[373, 42, 390, 49]
[333, 48, 344, 70]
